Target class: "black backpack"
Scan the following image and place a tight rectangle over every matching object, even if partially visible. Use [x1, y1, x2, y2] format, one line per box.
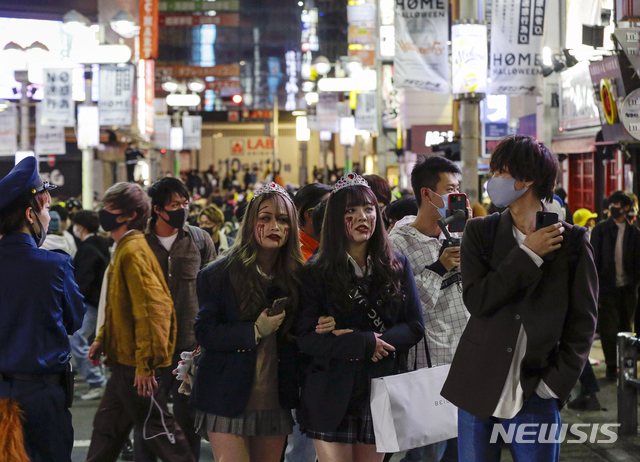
[480, 212, 587, 282]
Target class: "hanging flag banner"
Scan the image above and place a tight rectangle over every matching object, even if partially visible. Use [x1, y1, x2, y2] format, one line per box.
[77, 106, 100, 149]
[182, 115, 202, 149]
[0, 103, 18, 157]
[355, 92, 378, 132]
[99, 65, 135, 126]
[140, 0, 159, 59]
[394, 0, 449, 93]
[452, 23, 488, 95]
[35, 104, 66, 155]
[41, 69, 75, 127]
[490, 0, 546, 96]
[317, 92, 340, 133]
[154, 116, 171, 149]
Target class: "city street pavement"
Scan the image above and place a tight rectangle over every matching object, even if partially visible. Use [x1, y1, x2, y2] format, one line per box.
[70, 340, 640, 461]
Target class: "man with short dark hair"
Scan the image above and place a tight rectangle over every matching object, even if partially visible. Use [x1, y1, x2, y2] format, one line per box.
[389, 156, 467, 462]
[138, 177, 216, 462]
[293, 183, 331, 261]
[591, 190, 640, 378]
[442, 135, 598, 461]
[86, 182, 195, 462]
[71, 210, 110, 400]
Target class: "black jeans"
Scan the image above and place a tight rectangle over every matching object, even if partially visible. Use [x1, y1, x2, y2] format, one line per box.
[134, 352, 201, 461]
[598, 285, 637, 368]
[86, 363, 195, 462]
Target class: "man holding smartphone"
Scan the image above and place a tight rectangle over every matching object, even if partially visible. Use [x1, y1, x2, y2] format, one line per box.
[442, 135, 598, 461]
[389, 156, 469, 462]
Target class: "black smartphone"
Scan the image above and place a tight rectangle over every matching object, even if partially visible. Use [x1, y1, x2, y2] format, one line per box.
[269, 297, 289, 316]
[536, 211, 558, 231]
[447, 193, 468, 232]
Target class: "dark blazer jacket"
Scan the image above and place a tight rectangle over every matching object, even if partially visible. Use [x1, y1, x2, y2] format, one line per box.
[441, 210, 598, 418]
[296, 253, 424, 432]
[590, 217, 640, 295]
[73, 234, 110, 307]
[190, 257, 299, 417]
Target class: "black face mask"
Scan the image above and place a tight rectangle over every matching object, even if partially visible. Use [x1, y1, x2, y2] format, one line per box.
[99, 209, 125, 232]
[28, 210, 47, 247]
[161, 208, 188, 229]
[610, 206, 624, 220]
[200, 226, 214, 237]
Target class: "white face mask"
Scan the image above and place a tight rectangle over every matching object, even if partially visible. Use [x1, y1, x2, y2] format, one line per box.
[73, 225, 83, 240]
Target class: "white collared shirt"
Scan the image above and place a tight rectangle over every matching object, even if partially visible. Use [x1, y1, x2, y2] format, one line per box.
[492, 226, 558, 419]
[346, 253, 373, 278]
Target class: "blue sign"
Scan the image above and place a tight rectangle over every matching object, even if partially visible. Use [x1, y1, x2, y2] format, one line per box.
[485, 123, 513, 138]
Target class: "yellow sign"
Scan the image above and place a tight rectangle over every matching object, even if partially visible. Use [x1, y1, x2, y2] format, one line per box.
[600, 79, 619, 125]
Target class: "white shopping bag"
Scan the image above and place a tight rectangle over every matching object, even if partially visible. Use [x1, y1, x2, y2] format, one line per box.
[370, 364, 458, 453]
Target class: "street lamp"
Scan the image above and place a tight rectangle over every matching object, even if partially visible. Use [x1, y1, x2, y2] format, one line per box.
[2, 41, 50, 152]
[110, 10, 140, 39]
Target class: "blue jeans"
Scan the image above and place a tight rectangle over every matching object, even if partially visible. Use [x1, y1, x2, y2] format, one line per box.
[69, 305, 105, 387]
[458, 394, 561, 462]
[285, 410, 317, 462]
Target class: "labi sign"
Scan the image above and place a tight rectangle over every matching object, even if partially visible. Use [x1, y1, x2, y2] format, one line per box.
[394, 0, 449, 93]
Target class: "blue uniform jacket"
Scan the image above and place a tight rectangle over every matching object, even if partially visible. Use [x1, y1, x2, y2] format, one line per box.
[190, 256, 299, 417]
[0, 233, 85, 374]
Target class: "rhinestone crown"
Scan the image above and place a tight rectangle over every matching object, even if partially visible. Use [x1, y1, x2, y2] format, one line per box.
[333, 172, 370, 193]
[252, 182, 289, 200]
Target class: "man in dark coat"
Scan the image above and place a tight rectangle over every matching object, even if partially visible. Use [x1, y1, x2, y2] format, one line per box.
[442, 135, 598, 461]
[590, 190, 640, 378]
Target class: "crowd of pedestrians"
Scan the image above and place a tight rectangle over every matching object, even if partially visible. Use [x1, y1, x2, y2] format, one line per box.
[0, 134, 639, 462]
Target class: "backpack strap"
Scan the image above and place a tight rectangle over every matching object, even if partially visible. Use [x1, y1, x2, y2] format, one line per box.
[187, 225, 207, 264]
[481, 212, 501, 263]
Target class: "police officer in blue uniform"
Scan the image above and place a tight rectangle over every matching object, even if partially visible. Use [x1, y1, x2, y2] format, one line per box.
[0, 157, 85, 461]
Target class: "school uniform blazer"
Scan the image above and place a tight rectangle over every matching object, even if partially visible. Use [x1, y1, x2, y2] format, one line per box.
[441, 210, 598, 418]
[190, 257, 299, 417]
[296, 253, 424, 432]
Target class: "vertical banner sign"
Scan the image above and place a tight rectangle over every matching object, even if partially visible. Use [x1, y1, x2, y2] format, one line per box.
[451, 24, 488, 95]
[317, 93, 340, 133]
[140, 0, 159, 59]
[490, 0, 546, 96]
[182, 115, 202, 150]
[153, 116, 171, 149]
[145, 60, 155, 134]
[355, 92, 378, 132]
[99, 65, 134, 126]
[35, 104, 66, 155]
[0, 103, 18, 156]
[77, 106, 100, 149]
[41, 69, 75, 127]
[394, 0, 449, 93]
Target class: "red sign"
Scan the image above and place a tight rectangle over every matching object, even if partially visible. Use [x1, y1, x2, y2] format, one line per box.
[156, 65, 240, 78]
[231, 140, 244, 153]
[47, 155, 56, 167]
[159, 13, 240, 27]
[140, 0, 159, 59]
[228, 111, 240, 122]
[241, 110, 273, 120]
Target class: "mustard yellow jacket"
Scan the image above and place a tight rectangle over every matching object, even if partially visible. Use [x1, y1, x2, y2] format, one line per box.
[96, 232, 176, 376]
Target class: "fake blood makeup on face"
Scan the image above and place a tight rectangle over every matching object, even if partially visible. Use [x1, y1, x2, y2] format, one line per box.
[344, 205, 376, 243]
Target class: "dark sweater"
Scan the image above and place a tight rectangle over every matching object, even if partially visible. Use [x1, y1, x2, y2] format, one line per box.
[73, 235, 110, 307]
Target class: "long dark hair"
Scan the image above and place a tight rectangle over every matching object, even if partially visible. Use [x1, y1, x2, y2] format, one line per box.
[226, 192, 303, 336]
[315, 185, 403, 312]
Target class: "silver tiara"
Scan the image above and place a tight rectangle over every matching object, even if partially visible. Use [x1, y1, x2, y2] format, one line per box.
[333, 172, 370, 193]
[252, 182, 289, 200]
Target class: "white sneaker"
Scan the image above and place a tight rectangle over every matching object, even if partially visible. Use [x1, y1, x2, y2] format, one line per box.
[80, 387, 105, 400]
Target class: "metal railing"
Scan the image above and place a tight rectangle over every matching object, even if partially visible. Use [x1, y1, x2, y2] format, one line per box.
[617, 332, 640, 435]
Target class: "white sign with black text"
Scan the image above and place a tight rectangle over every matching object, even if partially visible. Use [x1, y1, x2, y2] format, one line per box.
[0, 103, 17, 157]
[490, 0, 545, 96]
[153, 116, 171, 150]
[182, 115, 202, 150]
[620, 88, 640, 141]
[394, 0, 449, 93]
[99, 65, 134, 126]
[355, 92, 378, 132]
[35, 104, 66, 155]
[41, 69, 75, 127]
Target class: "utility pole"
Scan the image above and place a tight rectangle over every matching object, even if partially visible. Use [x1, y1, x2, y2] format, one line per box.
[272, 94, 279, 175]
[456, 0, 483, 204]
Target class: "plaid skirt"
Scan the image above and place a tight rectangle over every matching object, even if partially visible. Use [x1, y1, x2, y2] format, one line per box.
[302, 404, 376, 445]
[195, 408, 294, 438]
